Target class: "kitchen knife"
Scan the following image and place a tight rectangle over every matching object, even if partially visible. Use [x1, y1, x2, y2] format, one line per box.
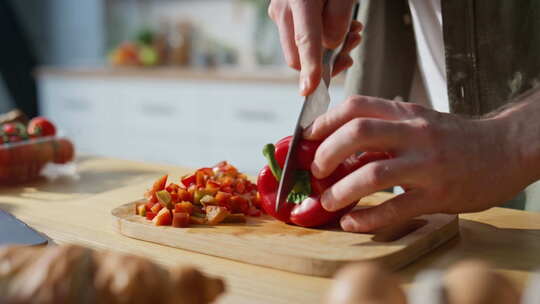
[0, 209, 48, 246]
[276, 3, 360, 212]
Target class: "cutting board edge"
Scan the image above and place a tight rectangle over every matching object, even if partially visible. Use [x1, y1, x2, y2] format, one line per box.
[112, 202, 460, 277]
[113, 216, 346, 277]
[372, 215, 460, 271]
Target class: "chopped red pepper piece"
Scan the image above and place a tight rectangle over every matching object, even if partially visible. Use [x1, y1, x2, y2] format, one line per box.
[175, 201, 194, 214]
[166, 183, 180, 193]
[145, 201, 155, 212]
[177, 189, 192, 202]
[235, 181, 246, 194]
[150, 203, 162, 214]
[146, 212, 156, 221]
[172, 212, 190, 227]
[153, 208, 172, 226]
[181, 173, 196, 188]
[139, 162, 260, 227]
[214, 191, 232, 206]
[152, 175, 168, 192]
[195, 170, 206, 188]
[206, 206, 230, 225]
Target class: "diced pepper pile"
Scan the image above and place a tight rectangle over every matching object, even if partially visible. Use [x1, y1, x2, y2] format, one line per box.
[136, 161, 262, 227]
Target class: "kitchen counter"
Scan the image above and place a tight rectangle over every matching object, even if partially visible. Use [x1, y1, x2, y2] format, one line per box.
[37, 66, 346, 85]
[1, 156, 540, 303]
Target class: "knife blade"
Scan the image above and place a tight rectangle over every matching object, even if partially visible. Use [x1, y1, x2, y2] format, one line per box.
[275, 2, 360, 212]
[275, 66, 331, 212]
[0, 209, 48, 246]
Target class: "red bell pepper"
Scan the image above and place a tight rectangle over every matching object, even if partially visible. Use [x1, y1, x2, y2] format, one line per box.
[257, 136, 388, 227]
[146, 174, 168, 203]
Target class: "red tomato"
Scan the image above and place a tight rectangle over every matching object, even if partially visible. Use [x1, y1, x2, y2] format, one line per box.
[27, 117, 56, 137]
[2, 123, 21, 136]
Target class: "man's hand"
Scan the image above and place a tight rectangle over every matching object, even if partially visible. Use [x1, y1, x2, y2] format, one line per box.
[268, 0, 362, 96]
[304, 96, 533, 232]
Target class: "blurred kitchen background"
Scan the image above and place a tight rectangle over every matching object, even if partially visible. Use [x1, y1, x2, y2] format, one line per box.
[0, 0, 346, 175]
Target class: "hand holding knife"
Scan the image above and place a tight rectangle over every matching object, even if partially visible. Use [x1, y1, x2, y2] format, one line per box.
[276, 3, 360, 212]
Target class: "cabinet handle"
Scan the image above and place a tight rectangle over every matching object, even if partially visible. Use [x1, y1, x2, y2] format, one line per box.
[139, 103, 177, 117]
[62, 98, 91, 111]
[234, 109, 277, 122]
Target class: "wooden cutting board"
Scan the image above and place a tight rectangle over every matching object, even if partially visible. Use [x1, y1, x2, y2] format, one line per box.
[112, 193, 458, 277]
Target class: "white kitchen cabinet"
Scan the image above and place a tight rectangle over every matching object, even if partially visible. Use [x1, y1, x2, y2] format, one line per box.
[37, 70, 345, 174]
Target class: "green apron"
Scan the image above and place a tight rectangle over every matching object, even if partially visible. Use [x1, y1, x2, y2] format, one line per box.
[346, 0, 540, 210]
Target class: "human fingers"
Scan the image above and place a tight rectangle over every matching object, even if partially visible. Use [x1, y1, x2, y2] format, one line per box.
[320, 158, 415, 212]
[268, 1, 301, 70]
[331, 20, 363, 75]
[312, 118, 409, 179]
[322, 0, 357, 49]
[331, 32, 362, 76]
[304, 96, 408, 140]
[339, 190, 426, 232]
[289, 0, 325, 96]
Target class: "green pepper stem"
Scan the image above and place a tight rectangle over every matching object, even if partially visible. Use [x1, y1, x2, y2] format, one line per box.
[262, 144, 282, 181]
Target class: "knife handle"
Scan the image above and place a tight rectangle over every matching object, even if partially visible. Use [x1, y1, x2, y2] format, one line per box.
[322, 1, 360, 86]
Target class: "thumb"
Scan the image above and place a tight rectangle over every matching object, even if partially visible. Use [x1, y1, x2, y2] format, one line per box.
[340, 191, 425, 233]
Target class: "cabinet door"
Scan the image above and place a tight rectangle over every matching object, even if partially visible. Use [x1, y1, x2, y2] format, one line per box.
[203, 82, 300, 141]
[38, 76, 106, 154]
[110, 79, 213, 166]
[199, 81, 346, 173]
[38, 75, 346, 173]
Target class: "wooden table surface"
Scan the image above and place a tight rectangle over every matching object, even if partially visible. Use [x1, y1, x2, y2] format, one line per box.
[1, 156, 540, 303]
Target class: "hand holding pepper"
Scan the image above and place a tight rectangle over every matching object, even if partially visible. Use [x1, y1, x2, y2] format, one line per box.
[257, 136, 388, 227]
[304, 95, 540, 233]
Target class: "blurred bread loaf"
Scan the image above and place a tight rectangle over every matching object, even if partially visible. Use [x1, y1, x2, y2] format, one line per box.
[0, 244, 224, 304]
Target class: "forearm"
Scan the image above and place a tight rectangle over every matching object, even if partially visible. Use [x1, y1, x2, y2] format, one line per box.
[491, 86, 540, 185]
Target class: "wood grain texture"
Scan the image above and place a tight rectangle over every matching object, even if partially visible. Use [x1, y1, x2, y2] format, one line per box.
[112, 200, 458, 277]
[2, 157, 540, 303]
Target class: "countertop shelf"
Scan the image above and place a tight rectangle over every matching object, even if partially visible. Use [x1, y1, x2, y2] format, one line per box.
[37, 66, 347, 84]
